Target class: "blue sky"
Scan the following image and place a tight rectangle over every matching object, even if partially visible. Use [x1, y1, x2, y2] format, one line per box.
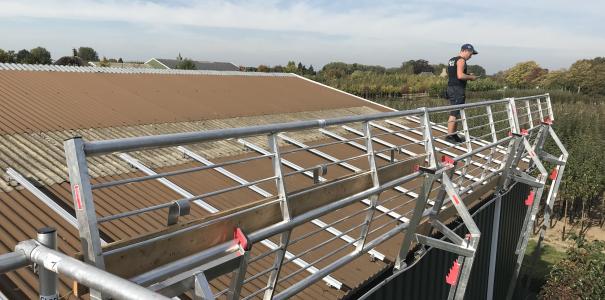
[0, 0, 603, 73]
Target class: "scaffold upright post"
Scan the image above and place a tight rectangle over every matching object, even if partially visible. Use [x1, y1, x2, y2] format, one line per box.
[456, 108, 472, 186]
[394, 108, 438, 270]
[37, 227, 58, 300]
[525, 100, 534, 128]
[421, 108, 438, 168]
[480, 105, 498, 179]
[506, 97, 520, 134]
[545, 93, 554, 121]
[356, 122, 380, 252]
[536, 96, 544, 122]
[64, 137, 105, 300]
[264, 133, 292, 300]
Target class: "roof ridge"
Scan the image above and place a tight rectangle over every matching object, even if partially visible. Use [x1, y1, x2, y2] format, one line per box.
[0, 62, 294, 77]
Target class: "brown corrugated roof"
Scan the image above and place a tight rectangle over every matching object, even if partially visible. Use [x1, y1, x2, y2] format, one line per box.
[0, 106, 378, 192]
[0, 68, 502, 299]
[0, 70, 386, 135]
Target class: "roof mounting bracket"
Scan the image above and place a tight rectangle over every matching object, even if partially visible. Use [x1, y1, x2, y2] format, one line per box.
[166, 199, 191, 226]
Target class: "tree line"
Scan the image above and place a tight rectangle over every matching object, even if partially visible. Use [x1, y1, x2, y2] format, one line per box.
[0, 46, 125, 66]
[303, 58, 605, 98]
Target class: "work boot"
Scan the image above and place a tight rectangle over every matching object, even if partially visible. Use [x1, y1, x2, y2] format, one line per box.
[454, 135, 466, 143]
[446, 134, 458, 144]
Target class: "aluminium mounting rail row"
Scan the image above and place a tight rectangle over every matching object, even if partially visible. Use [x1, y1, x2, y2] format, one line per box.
[118, 153, 343, 290]
[176, 146, 387, 262]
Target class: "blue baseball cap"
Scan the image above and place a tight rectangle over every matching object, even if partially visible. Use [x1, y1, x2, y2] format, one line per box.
[461, 44, 478, 54]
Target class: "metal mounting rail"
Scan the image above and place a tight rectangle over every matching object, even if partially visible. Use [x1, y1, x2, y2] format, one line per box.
[0, 94, 562, 299]
[117, 153, 343, 290]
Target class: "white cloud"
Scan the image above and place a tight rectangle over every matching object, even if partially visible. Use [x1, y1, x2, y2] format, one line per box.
[0, 0, 603, 72]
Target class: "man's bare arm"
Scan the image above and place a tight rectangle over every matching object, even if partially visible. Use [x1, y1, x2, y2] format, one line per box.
[456, 59, 477, 81]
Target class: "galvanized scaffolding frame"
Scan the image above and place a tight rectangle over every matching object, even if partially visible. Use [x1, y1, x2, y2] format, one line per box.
[0, 94, 567, 300]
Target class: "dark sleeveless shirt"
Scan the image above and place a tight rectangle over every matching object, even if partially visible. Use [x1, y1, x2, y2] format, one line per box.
[447, 56, 467, 88]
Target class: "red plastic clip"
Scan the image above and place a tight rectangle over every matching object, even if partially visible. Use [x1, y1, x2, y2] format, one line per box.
[543, 117, 553, 125]
[234, 227, 252, 251]
[520, 128, 529, 136]
[524, 191, 535, 206]
[413, 164, 420, 172]
[549, 168, 558, 180]
[445, 259, 461, 285]
[508, 131, 513, 137]
[441, 155, 455, 167]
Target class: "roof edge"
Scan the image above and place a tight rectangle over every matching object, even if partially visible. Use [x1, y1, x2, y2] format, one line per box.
[291, 74, 397, 112]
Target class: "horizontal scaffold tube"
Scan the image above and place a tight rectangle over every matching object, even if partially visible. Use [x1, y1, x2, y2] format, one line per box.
[83, 108, 426, 156]
[0, 251, 28, 274]
[14, 240, 169, 300]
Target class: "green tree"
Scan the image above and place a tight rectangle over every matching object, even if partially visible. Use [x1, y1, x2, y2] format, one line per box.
[77, 47, 99, 62]
[401, 60, 434, 74]
[567, 58, 605, 95]
[285, 61, 297, 73]
[29, 47, 52, 64]
[257, 65, 269, 72]
[175, 58, 197, 70]
[0, 49, 16, 63]
[541, 70, 571, 91]
[16, 49, 31, 63]
[308, 65, 315, 75]
[467, 65, 486, 76]
[504, 61, 547, 88]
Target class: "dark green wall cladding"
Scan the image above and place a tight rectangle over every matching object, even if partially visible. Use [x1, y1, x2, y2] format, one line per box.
[358, 183, 531, 300]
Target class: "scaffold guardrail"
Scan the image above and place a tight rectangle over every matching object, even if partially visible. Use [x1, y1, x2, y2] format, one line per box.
[0, 94, 567, 300]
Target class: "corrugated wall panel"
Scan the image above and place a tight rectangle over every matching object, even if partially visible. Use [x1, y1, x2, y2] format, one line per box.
[359, 182, 530, 300]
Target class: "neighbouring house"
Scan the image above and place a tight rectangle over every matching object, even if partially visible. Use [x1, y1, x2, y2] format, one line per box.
[145, 57, 239, 71]
[88, 61, 153, 69]
[440, 67, 447, 77]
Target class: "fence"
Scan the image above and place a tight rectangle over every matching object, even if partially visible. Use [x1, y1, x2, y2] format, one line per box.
[0, 94, 567, 300]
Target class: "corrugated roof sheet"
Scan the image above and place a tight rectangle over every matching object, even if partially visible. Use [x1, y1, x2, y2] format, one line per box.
[0, 70, 386, 135]
[0, 66, 505, 299]
[0, 106, 378, 192]
[0, 67, 395, 299]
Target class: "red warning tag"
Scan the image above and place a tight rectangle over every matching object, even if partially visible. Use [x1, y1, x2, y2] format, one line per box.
[521, 128, 529, 136]
[549, 168, 558, 180]
[441, 155, 455, 167]
[73, 184, 83, 210]
[524, 191, 535, 206]
[445, 259, 461, 285]
[452, 195, 460, 205]
[234, 227, 252, 251]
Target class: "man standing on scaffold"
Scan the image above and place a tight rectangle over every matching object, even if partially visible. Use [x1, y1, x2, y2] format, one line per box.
[446, 44, 479, 144]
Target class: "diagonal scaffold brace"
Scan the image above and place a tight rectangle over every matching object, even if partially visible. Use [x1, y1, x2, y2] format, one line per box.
[396, 157, 481, 300]
[505, 125, 550, 300]
[437, 172, 481, 300]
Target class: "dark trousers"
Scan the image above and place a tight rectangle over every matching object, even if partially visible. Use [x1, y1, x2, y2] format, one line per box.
[446, 85, 466, 117]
